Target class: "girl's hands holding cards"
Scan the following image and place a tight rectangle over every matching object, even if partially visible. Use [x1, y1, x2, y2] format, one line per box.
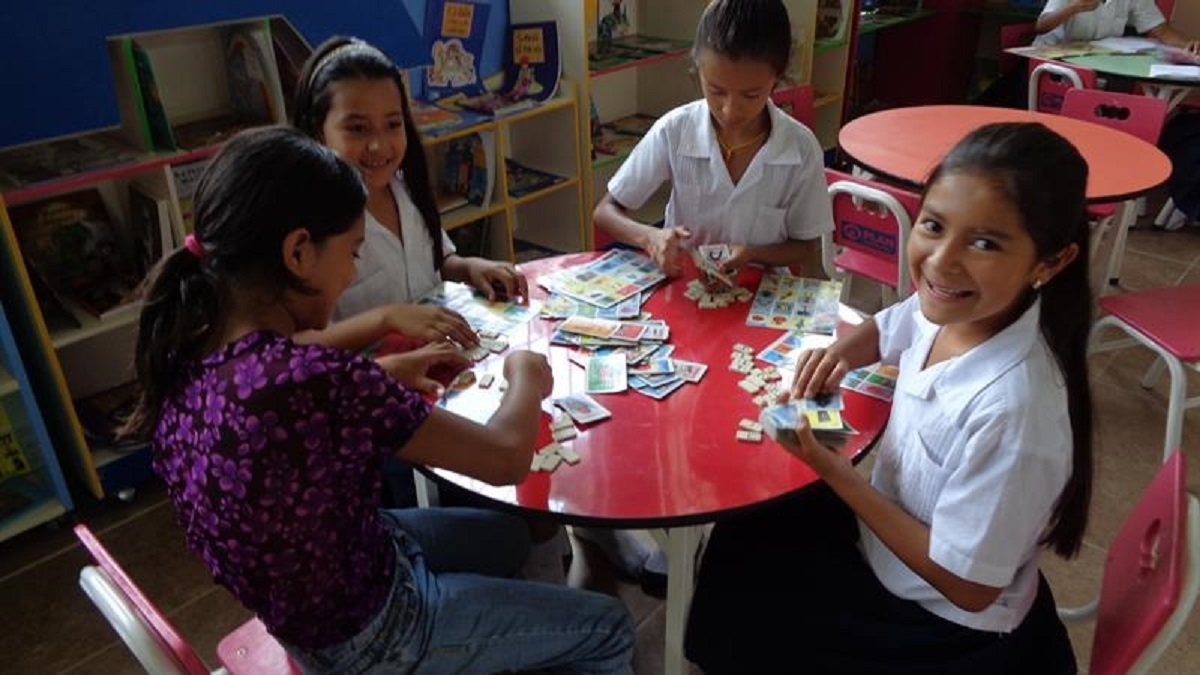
[646, 226, 691, 276]
[504, 351, 554, 398]
[773, 412, 850, 474]
[791, 347, 850, 400]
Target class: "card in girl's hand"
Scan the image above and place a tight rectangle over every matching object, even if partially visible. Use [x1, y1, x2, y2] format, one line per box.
[553, 392, 613, 424]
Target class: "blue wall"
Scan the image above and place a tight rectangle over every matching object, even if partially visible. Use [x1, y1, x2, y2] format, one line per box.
[0, 0, 509, 148]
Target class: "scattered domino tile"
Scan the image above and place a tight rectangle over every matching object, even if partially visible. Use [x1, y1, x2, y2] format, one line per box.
[736, 429, 763, 443]
[738, 418, 763, 432]
[540, 451, 563, 472]
[550, 414, 575, 431]
[558, 444, 582, 465]
[478, 372, 495, 389]
[450, 370, 477, 391]
[552, 425, 578, 442]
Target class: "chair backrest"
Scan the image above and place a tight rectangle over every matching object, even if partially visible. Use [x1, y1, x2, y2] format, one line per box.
[1028, 58, 1098, 113]
[1061, 88, 1170, 145]
[771, 83, 816, 130]
[999, 22, 1037, 76]
[823, 169, 921, 295]
[1090, 450, 1200, 675]
[74, 524, 212, 675]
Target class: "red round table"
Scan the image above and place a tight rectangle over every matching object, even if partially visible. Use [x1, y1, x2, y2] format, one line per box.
[418, 252, 892, 675]
[838, 104, 1172, 285]
[838, 105, 1171, 204]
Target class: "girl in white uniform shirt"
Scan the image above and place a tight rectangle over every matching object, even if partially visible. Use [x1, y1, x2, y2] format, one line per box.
[593, 0, 833, 278]
[291, 36, 530, 391]
[1034, 0, 1199, 52]
[686, 123, 1093, 674]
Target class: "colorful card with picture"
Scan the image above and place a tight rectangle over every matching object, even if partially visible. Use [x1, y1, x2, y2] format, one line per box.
[418, 281, 539, 336]
[673, 360, 709, 383]
[745, 274, 842, 334]
[757, 331, 836, 369]
[553, 392, 612, 424]
[537, 249, 666, 308]
[630, 375, 687, 400]
[586, 352, 627, 394]
[841, 363, 899, 402]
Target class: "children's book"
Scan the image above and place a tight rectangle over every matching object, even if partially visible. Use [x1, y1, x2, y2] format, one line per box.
[816, 0, 851, 42]
[127, 39, 177, 151]
[410, 98, 488, 137]
[505, 159, 566, 198]
[456, 91, 536, 117]
[424, 0, 491, 102]
[608, 34, 689, 54]
[439, 131, 495, 208]
[594, 0, 634, 59]
[222, 25, 280, 125]
[503, 21, 561, 104]
[128, 182, 174, 280]
[169, 158, 208, 234]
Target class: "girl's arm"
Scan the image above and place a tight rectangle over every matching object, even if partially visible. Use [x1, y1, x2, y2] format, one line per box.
[398, 351, 552, 485]
[1035, 0, 1099, 33]
[441, 254, 530, 302]
[1148, 23, 1200, 53]
[295, 304, 477, 350]
[720, 238, 823, 278]
[594, 193, 692, 275]
[811, 451, 1004, 612]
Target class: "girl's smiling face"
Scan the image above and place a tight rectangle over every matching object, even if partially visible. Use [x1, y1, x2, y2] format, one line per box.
[319, 78, 407, 193]
[908, 170, 1075, 343]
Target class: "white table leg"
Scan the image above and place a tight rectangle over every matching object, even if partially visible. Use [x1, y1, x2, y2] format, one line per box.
[664, 525, 702, 675]
[415, 469, 439, 507]
[1105, 199, 1138, 286]
[1141, 83, 1191, 111]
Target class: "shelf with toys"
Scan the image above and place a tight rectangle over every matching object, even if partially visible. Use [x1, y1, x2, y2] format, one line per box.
[0, 15, 307, 503]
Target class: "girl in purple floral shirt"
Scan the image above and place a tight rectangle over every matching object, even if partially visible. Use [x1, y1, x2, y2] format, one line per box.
[123, 127, 634, 674]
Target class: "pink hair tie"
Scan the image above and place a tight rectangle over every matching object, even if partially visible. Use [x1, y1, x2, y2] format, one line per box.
[183, 233, 206, 260]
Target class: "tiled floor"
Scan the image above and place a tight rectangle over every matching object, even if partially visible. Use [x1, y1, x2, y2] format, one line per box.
[1, 197, 1198, 674]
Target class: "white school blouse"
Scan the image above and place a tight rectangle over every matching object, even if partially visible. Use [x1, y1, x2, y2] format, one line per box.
[859, 294, 1073, 632]
[334, 174, 456, 321]
[606, 99, 833, 247]
[1033, 0, 1165, 46]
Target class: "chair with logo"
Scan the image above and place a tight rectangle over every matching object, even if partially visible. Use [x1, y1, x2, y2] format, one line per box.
[1028, 57, 1097, 114]
[823, 169, 921, 308]
[74, 524, 298, 674]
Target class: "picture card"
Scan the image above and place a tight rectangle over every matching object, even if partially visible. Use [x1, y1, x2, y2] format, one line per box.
[586, 352, 627, 394]
[553, 392, 612, 424]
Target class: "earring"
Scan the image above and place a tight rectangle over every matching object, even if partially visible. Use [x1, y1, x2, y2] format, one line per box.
[1032, 278, 1045, 290]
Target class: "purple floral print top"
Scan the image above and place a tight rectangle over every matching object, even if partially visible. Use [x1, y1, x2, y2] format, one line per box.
[152, 331, 432, 648]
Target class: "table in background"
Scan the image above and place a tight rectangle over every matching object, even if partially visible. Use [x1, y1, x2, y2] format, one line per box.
[423, 253, 891, 675]
[838, 105, 1172, 285]
[1006, 45, 1200, 109]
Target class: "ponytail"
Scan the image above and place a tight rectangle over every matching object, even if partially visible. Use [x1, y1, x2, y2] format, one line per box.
[120, 248, 223, 438]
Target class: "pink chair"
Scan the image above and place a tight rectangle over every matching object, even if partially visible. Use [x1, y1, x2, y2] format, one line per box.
[1088, 284, 1200, 461]
[74, 524, 298, 675]
[771, 83, 816, 130]
[1060, 450, 1199, 674]
[1060, 88, 1170, 288]
[823, 169, 921, 307]
[1028, 57, 1098, 114]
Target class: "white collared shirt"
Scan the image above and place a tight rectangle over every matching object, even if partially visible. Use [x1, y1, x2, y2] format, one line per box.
[1033, 0, 1165, 46]
[334, 174, 456, 320]
[607, 99, 834, 246]
[859, 294, 1073, 633]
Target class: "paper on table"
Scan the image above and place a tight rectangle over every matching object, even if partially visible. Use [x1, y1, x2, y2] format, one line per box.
[1090, 37, 1159, 53]
[1150, 64, 1200, 79]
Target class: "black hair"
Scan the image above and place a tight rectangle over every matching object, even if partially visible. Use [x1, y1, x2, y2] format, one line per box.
[122, 126, 366, 438]
[291, 36, 445, 268]
[926, 122, 1093, 558]
[692, 0, 793, 76]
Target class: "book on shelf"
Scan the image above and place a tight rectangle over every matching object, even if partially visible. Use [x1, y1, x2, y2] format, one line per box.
[505, 159, 566, 198]
[605, 113, 657, 137]
[423, 0, 491, 102]
[270, 22, 310, 120]
[25, 262, 81, 332]
[608, 34, 689, 54]
[588, 44, 662, 72]
[169, 158, 208, 234]
[222, 25, 280, 125]
[0, 131, 141, 191]
[0, 406, 33, 482]
[593, 0, 634, 59]
[127, 182, 174, 280]
[451, 20, 561, 118]
[126, 39, 177, 152]
[8, 188, 139, 321]
[592, 124, 643, 159]
[411, 98, 488, 137]
[456, 91, 537, 117]
[439, 131, 495, 209]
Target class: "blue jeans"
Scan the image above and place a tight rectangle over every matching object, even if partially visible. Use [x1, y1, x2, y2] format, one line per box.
[283, 507, 635, 675]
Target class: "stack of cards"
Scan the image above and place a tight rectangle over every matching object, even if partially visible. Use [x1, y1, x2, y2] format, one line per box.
[553, 393, 612, 425]
[691, 243, 738, 288]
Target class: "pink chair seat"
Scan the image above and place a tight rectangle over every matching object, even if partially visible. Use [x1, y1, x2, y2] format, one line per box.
[1098, 284, 1200, 361]
[217, 618, 300, 674]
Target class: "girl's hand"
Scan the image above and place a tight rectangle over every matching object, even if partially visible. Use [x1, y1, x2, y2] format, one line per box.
[503, 350, 554, 398]
[376, 342, 471, 394]
[790, 347, 850, 400]
[1185, 39, 1200, 55]
[647, 227, 692, 276]
[467, 259, 529, 303]
[718, 244, 754, 276]
[774, 414, 851, 476]
[387, 304, 477, 347]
